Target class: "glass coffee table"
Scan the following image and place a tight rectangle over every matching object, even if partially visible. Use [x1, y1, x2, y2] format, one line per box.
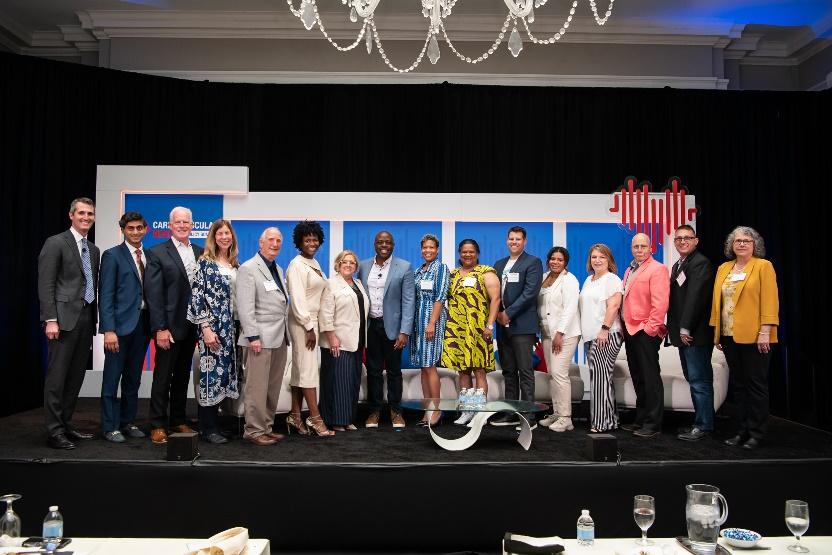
[400, 399, 548, 451]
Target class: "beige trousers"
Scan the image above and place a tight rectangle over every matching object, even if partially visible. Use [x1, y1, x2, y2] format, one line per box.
[242, 344, 287, 439]
[541, 335, 579, 418]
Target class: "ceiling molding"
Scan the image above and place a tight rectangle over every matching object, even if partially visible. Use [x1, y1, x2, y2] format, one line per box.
[76, 9, 740, 45]
[133, 69, 729, 89]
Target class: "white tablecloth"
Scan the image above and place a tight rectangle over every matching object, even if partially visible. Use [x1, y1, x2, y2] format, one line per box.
[505, 536, 831, 555]
[0, 537, 270, 555]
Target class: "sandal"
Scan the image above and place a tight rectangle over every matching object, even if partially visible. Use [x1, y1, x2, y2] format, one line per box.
[286, 412, 309, 435]
[306, 414, 335, 437]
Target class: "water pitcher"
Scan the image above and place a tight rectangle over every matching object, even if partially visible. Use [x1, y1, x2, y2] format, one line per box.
[685, 484, 728, 552]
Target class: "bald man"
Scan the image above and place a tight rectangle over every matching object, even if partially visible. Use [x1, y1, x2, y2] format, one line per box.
[620, 233, 670, 438]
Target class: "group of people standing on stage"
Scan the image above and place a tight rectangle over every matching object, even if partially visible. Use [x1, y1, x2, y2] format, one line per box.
[38, 197, 779, 451]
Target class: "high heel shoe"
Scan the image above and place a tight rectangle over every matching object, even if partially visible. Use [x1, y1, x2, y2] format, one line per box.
[427, 410, 443, 427]
[286, 412, 309, 435]
[306, 414, 335, 437]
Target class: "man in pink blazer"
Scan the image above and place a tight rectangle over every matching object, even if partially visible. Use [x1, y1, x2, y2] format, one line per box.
[620, 233, 670, 438]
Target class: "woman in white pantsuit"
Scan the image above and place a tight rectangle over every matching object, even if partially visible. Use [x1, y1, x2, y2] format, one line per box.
[537, 246, 581, 432]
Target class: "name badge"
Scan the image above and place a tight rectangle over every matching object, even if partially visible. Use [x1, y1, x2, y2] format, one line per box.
[730, 272, 746, 282]
[264, 280, 278, 292]
[462, 276, 477, 287]
[341, 286, 353, 297]
[507, 272, 520, 283]
[676, 271, 686, 286]
[420, 279, 434, 290]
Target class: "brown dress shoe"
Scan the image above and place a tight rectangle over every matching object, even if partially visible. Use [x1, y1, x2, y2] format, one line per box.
[247, 434, 278, 446]
[150, 428, 168, 444]
[266, 432, 286, 441]
[171, 424, 195, 434]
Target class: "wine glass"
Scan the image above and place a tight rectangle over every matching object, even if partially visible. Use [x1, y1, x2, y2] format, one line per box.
[785, 499, 810, 553]
[0, 493, 22, 538]
[633, 494, 655, 546]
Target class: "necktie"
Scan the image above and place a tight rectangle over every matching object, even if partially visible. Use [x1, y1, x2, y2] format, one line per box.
[672, 260, 680, 280]
[270, 264, 286, 295]
[135, 248, 145, 281]
[81, 238, 95, 304]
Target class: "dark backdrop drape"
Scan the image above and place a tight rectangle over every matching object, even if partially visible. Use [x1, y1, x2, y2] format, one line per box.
[2, 51, 829, 429]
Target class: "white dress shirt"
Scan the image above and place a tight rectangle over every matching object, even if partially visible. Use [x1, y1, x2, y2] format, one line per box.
[367, 257, 391, 319]
[127, 242, 147, 309]
[173, 237, 197, 282]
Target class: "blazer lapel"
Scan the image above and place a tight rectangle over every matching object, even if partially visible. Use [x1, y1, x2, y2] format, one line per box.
[119, 243, 142, 284]
[383, 257, 398, 297]
[731, 257, 756, 302]
[62, 231, 84, 273]
[165, 240, 189, 281]
[334, 274, 360, 317]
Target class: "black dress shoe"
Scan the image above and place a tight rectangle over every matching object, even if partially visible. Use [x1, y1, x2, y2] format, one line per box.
[678, 427, 710, 441]
[724, 434, 747, 446]
[620, 423, 642, 432]
[66, 428, 94, 440]
[742, 437, 762, 450]
[202, 432, 229, 445]
[47, 434, 76, 450]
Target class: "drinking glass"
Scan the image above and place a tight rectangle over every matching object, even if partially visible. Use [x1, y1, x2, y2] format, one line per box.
[633, 494, 655, 546]
[0, 493, 22, 538]
[785, 499, 810, 553]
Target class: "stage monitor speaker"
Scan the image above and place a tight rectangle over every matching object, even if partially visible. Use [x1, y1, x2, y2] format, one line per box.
[167, 432, 199, 461]
[585, 433, 617, 462]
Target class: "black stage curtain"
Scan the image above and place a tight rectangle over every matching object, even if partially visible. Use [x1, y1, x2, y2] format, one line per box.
[2, 52, 829, 428]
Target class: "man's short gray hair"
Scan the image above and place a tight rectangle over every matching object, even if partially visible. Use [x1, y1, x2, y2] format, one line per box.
[169, 206, 193, 223]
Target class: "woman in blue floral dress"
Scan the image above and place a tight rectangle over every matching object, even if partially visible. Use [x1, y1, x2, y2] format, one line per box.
[188, 219, 240, 444]
[409, 233, 450, 426]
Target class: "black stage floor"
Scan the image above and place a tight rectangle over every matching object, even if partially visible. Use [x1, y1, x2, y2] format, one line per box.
[3, 399, 832, 553]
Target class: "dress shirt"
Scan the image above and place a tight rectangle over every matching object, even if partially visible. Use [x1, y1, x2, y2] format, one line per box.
[128, 243, 147, 309]
[623, 260, 640, 288]
[69, 226, 88, 258]
[673, 255, 688, 336]
[501, 257, 518, 296]
[173, 237, 197, 281]
[367, 256, 391, 319]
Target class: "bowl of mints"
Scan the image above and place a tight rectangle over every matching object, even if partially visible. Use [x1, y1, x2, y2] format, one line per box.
[720, 528, 762, 548]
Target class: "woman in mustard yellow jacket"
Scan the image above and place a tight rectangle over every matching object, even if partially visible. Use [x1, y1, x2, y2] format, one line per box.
[710, 226, 779, 450]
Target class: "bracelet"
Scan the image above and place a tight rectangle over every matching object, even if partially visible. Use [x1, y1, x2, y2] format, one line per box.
[758, 332, 770, 335]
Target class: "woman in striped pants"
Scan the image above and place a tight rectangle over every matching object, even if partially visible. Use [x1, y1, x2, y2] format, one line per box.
[578, 244, 624, 433]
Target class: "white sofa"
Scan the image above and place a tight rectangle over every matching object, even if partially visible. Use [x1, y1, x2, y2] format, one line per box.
[612, 343, 729, 412]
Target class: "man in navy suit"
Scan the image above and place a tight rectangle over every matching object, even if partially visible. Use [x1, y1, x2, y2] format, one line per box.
[38, 197, 100, 449]
[98, 212, 151, 443]
[357, 231, 415, 429]
[144, 206, 203, 444]
[491, 226, 543, 428]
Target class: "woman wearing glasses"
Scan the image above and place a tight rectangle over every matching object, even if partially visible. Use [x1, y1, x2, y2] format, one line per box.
[710, 226, 779, 450]
[319, 250, 369, 431]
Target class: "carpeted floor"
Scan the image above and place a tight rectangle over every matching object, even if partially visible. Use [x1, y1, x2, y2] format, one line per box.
[3, 398, 831, 464]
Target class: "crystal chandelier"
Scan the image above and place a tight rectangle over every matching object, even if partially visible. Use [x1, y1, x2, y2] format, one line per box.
[287, 0, 617, 73]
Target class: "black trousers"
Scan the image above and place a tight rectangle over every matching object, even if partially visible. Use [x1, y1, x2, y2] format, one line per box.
[44, 304, 96, 436]
[497, 328, 536, 404]
[149, 324, 198, 428]
[623, 328, 664, 432]
[365, 318, 402, 413]
[721, 336, 771, 440]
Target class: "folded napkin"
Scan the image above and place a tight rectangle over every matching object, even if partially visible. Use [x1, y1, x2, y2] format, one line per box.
[184, 527, 249, 555]
[503, 533, 565, 555]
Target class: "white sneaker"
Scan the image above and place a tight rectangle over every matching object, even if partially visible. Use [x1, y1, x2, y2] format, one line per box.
[454, 412, 474, 425]
[539, 413, 559, 427]
[548, 417, 574, 432]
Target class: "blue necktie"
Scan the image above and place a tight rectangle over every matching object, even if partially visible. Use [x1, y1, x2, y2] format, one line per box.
[81, 238, 95, 304]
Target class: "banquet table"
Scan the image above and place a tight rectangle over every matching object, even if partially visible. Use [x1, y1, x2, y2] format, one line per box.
[504, 536, 831, 555]
[0, 536, 270, 555]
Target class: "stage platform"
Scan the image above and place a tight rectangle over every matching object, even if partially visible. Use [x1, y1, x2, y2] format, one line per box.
[3, 399, 831, 553]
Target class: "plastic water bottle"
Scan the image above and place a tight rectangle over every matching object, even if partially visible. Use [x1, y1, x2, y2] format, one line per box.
[475, 387, 486, 407]
[42, 505, 63, 552]
[577, 509, 595, 547]
[458, 388, 468, 409]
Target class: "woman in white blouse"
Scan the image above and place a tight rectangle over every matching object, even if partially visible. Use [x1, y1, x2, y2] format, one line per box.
[578, 243, 624, 433]
[285, 220, 334, 437]
[537, 246, 581, 432]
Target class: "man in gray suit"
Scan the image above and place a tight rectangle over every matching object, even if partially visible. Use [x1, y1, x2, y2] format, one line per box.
[236, 227, 290, 446]
[357, 231, 415, 429]
[38, 197, 100, 449]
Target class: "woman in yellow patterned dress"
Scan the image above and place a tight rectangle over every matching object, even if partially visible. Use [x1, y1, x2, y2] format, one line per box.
[441, 239, 501, 424]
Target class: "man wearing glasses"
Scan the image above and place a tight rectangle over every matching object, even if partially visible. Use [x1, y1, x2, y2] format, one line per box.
[668, 225, 715, 441]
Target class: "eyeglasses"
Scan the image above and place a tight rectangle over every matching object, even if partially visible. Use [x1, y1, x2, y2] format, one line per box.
[674, 236, 696, 243]
[733, 239, 754, 245]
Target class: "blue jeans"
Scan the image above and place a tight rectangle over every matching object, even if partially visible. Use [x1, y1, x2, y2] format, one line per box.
[678, 344, 714, 432]
[100, 313, 150, 433]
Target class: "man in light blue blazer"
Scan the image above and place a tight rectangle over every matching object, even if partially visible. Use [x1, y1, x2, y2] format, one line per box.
[98, 212, 151, 443]
[357, 231, 415, 429]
